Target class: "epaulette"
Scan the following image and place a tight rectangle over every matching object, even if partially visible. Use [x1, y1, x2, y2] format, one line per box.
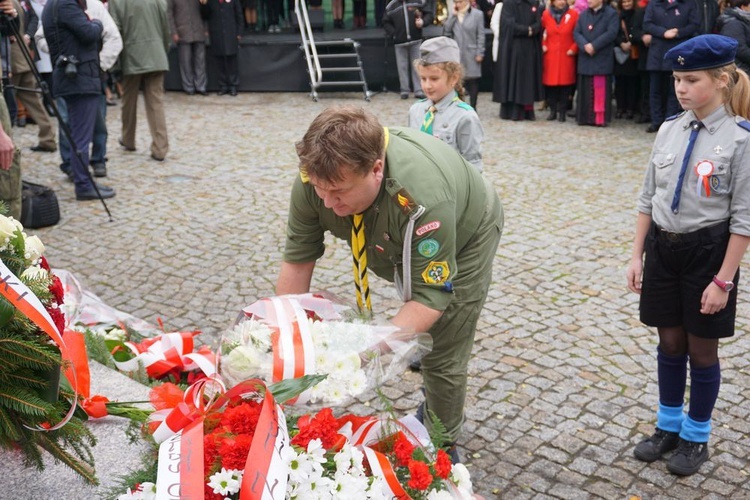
[456, 101, 474, 111]
[737, 118, 750, 132]
[665, 111, 686, 122]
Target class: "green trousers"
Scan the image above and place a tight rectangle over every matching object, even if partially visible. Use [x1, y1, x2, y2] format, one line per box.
[0, 95, 21, 219]
[421, 189, 504, 444]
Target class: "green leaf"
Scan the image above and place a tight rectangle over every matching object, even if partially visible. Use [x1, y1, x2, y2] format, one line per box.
[0, 296, 15, 328]
[268, 374, 327, 404]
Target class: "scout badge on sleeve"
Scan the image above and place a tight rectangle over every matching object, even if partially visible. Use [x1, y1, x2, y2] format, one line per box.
[695, 160, 714, 197]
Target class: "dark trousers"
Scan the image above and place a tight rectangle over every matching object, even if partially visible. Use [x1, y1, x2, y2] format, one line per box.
[545, 84, 573, 114]
[64, 94, 99, 193]
[649, 70, 680, 128]
[465, 78, 479, 109]
[216, 54, 240, 90]
[57, 90, 107, 172]
[615, 74, 640, 114]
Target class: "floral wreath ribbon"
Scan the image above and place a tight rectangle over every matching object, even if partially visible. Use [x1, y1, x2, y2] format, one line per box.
[695, 160, 714, 198]
[0, 260, 79, 430]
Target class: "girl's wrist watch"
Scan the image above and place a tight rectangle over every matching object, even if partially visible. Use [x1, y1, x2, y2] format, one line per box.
[713, 275, 735, 292]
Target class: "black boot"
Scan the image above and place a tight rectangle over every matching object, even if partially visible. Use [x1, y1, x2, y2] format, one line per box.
[558, 112, 566, 122]
[546, 110, 557, 121]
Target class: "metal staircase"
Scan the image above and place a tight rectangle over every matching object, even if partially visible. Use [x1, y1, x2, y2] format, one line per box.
[294, 0, 372, 101]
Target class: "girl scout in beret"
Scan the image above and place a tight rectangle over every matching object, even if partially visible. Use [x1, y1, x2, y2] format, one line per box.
[626, 34, 750, 476]
[408, 36, 484, 172]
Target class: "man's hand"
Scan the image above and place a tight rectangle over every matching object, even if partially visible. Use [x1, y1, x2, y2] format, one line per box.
[0, 0, 17, 17]
[276, 261, 316, 295]
[0, 129, 15, 171]
[172, 33, 180, 43]
[584, 43, 595, 55]
[664, 28, 678, 39]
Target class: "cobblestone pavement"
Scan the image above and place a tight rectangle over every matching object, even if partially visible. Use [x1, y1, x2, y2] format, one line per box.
[12, 90, 750, 499]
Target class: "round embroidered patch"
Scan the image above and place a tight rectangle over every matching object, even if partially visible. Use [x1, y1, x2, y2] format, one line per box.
[710, 175, 721, 191]
[417, 238, 440, 258]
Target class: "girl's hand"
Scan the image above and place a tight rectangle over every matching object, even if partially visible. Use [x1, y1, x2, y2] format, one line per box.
[626, 258, 643, 294]
[542, 45, 547, 53]
[566, 49, 574, 56]
[475, 55, 483, 62]
[621, 41, 631, 51]
[700, 282, 729, 315]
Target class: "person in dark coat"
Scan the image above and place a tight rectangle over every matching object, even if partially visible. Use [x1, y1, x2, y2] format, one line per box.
[492, 0, 543, 120]
[573, 0, 619, 126]
[643, 0, 700, 132]
[632, 0, 651, 123]
[718, 0, 750, 73]
[42, 0, 115, 200]
[614, 0, 641, 119]
[200, 0, 243, 95]
[693, 0, 719, 33]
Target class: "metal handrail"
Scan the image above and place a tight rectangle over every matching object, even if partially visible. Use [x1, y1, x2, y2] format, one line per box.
[294, 0, 322, 86]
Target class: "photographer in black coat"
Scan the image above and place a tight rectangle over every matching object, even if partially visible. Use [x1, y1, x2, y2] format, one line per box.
[42, 0, 114, 200]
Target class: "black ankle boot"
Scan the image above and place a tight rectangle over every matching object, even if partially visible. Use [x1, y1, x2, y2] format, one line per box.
[547, 110, 557, 121]
[558, 112, 566, 122]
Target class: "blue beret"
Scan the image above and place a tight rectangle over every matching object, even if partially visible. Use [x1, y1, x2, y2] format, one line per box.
[665, 35, 738, 71]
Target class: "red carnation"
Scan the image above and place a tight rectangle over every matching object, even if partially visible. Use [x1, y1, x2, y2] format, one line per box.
[434, 449, 452, 479]
[203, 431, 222, 474]
[218, 433, 253, 470]
[407, 460, 433, 490]
[48, 276, 64, 305]
[393, 432, 415, 467]
[39, 256, 50, 271]
[220, 401, 262, 435]
[291, 408, 343, 450]
[46, 306, 65, 335]
[204, 484, 224, 500]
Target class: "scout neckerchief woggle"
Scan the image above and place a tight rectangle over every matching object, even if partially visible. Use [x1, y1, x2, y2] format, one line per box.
[352, 213, 372, 315]
[420, 105, 437, 134]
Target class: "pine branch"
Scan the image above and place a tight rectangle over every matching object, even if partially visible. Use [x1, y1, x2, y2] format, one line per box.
[83, 329, 117, 369]
[36, 431, 99, 485]
[0, 336, 60, 371]
[0, 406, 22, 442]
[0, 386, 55, 417]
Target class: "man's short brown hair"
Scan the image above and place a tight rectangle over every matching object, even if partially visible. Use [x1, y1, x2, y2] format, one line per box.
[295, 105, 385, 184]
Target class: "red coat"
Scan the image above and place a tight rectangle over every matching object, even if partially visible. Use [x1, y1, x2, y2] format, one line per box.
[541, 8, 579, 86]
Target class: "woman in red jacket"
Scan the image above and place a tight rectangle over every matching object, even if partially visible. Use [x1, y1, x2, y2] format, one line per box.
[542, 0, 579, 121]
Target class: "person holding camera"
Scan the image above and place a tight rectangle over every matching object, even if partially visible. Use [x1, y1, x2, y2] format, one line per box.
[0, 0, 22, 217]
[41, 0, 115, 200]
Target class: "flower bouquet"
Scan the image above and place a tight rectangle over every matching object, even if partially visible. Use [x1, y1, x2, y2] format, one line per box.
[219, 293, 431, 405]
[0, 211, 97, 483]
[56, 270, 217, 386]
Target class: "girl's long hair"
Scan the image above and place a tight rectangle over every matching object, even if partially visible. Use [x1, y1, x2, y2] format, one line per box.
[708, 63, 750, 119]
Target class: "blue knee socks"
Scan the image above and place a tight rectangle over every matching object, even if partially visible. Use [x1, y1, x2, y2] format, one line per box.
[681, 363, 721, 443]
[656, 347, 687, 432]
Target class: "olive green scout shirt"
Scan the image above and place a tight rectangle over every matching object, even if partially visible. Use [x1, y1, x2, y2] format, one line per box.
[284, 126, 503, 311]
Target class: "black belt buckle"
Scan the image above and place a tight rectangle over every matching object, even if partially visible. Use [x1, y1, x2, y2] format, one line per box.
[661, 229, 681, 243]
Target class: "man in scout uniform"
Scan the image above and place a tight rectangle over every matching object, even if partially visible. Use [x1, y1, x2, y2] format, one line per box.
[276, 105, 503, 462]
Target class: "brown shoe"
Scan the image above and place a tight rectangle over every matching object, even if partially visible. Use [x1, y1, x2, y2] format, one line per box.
[118, 138, 136, 151]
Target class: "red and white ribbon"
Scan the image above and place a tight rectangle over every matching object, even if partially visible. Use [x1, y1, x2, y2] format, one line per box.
[695, 160, 714, 198]
[0, 260, 77, 430]
[114, 331, 216, 380]
[362, 447, 411, 499]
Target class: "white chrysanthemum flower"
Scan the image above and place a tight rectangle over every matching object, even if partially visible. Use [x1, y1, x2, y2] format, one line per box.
[138, 482, 157, 500]
[23, 235, 45, 263]
[426, 489, 454, 500]
[207, 468, 242, 496]
[333, 474, 369, 497]
[287, 446, 315, 483]
[451, 463, 473, 493]
[20, 265, 48, 281]
[295, 475, 334, 500]
[346, 370, 368, 396]
[221, 345, 262, 385]
[306, 438, 327, 465]
[366, 476, 387, 499]
[333, 443, 353, 474]
[103, 327, 127, 342]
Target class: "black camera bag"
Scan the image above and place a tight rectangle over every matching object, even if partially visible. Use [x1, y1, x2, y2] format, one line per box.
[21, 181, 60, 228]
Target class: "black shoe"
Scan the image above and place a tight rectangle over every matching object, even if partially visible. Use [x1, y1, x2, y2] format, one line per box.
[546, 111, 557, 121]
[667, 439, 709, 476]
[16, 117, 26, 128]
[415, 401, 424, 424]
[626, 111, 635, 120]
[408, 359, 422, 372]
[218, 88, 229, 96]
[446, 443, 460, 464]
[615, 110, 624, 119]
[414, 92, 426, 99]
[525, 111, 536, 121]
[186, 90, 196, 95]
[567, 110, 576, 118]
[400, 93, 409, 99]
[118, 138, 136, 151]
[30, 144, 56, 153]
[635, 115, 651, 124]
[633, 428, 680, 462]
[197, 90, 208, 96]
[229, 87, 238, 96]
[91, 163, 107, 177]
[646, 124, 659, 133]
[61, 168, 74, 182]
[76, 184, 115, 201]
[558, 113, 566, 123]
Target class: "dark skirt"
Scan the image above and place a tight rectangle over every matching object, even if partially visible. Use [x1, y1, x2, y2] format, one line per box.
[576, 74, 612, 126]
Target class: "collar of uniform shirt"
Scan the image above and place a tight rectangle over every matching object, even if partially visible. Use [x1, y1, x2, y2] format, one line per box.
[682, 105, 730, 135]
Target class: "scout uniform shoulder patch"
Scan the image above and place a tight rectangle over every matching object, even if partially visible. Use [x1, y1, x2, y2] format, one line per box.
[385, 178, 420, 217]
[422, 261, 450, 284]
[736, 118, 750, 132]
[415, 220, 440, 236]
